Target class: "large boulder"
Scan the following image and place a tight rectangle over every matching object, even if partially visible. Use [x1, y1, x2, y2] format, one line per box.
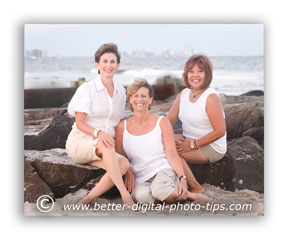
[24, 115, 74, 150]
[190, 136, 264, 193]
[221, 95, 264, 105]
[242, 126, 264, 148]
[24, 148, 105, 198]
[227, 136, 264, 193]
[190, 151, 236, 192]
[240, 90, 264, 96]
[224, 101, 264, 140]
[24, 160, 54, 203]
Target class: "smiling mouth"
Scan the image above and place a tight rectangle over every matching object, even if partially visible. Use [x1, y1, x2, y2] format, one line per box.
[136, 103, 144, 106]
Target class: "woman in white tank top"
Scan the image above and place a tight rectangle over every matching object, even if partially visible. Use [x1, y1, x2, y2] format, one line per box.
[167, 55, 227, 190]
[115, 79, 211, 204]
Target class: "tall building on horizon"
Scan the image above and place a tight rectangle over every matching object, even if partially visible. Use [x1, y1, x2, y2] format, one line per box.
[25, 49, 47, 58]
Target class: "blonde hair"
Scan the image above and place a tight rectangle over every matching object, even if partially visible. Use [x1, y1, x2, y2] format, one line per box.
[126, 79, 154, 111]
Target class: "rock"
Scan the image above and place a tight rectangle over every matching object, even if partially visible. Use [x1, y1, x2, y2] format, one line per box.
[24, 108, 67, 120]
[24, 113, 35, 122]
[172, 118, 183, 135]
[190, 136, 263, 193]
[24, 115, 74, 150]
[24, 160, 54, 203]
[224, 101, 264, 140]
[189, 151, 236, 191]
[220, 94, 264, 105]
[242, 127, 264, 148]
[240, 90, 264, 96]
[227, 136, 264, 193]
[82, 176, 121, 199]
[24, 148, 106, 198]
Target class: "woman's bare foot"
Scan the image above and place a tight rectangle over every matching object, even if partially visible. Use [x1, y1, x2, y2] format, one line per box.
[78, 194, 94, 205]
[122, 194, 135, 210]
[187, 192, 213, 202]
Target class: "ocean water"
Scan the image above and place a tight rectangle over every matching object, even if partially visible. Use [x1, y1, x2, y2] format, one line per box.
[24, 55, 263, 95]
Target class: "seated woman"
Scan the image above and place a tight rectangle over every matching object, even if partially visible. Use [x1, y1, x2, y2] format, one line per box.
[66, 43, 134, 206]
[167, 54, 227, 190]
[115, 79, 211, 204]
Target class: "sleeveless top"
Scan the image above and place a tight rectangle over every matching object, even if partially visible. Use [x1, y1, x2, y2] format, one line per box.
[179, 87, 227, 154]
[123, 116, 172, 184]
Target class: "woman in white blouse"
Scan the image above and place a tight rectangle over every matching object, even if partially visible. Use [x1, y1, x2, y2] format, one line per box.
[66, 43, 134, 206]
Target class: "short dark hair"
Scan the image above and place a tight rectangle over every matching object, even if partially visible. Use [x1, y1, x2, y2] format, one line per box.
[183, 54, 213, 89]
[94, 43, 121, 63]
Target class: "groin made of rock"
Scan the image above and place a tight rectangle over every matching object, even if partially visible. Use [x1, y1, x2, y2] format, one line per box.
[24, 90, 264, 216]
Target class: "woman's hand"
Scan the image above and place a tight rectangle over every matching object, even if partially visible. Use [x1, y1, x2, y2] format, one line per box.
[97, 131, 115, 149]
[124, 168, 135, 193]
[176, 178, 188, 202]
[174, 134, 185, 142]
[176, 138, 193, 154]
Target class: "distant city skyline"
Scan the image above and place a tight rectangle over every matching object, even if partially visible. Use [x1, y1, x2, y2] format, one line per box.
[24, 24, 264, 57]
[25, 45, 194, 58]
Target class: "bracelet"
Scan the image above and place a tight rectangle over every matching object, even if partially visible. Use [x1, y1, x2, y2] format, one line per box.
[195, 140, 199, 149]
[93, 129, 100, 138]
[179, 174, 187, 181]
[190, 140, 195, 150]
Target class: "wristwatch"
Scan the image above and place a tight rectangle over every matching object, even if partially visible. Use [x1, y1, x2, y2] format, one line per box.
[179, 175, 187, 181]
[190, 140, 196, 150]
[93, 129, 100, 138]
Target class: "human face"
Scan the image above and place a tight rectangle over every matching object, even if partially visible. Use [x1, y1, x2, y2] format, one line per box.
[129, 87, 153, 112]
[96, 52, 119, 79]
[187, 64, 206, 91]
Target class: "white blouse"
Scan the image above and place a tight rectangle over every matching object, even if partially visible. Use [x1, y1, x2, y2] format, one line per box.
[68, 76, 126, 137]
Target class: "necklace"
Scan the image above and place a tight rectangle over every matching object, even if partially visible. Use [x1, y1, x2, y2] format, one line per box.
[191, 88, 204, 98]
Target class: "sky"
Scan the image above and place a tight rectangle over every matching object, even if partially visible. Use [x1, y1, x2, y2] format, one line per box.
[24, 24, 264, 57]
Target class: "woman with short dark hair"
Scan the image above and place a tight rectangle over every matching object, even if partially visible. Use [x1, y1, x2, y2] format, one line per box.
[167, 54, 227, 191]
[66, 43, 134, 206]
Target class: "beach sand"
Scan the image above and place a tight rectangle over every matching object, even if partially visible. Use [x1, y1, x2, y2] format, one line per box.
[24, 184, 264, 216]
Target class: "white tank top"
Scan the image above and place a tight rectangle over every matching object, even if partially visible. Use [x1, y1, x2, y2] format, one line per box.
[179, 87, 227, 154]
[123, 116, 172, 184]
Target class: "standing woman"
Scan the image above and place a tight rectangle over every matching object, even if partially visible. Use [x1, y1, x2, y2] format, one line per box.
[167, 54, 227, 190]
[66, 43, 134, 206]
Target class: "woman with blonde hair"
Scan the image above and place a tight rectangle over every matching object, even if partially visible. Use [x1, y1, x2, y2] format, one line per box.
[115, 79, 211, 204]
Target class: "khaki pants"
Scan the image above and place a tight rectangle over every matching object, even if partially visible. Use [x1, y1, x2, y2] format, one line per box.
[199, 144, 225, 163]
[132, 168, 179, 204]
[66, 127, 122, 168]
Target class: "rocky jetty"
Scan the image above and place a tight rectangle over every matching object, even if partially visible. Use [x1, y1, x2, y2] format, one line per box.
[24, 90, 264, 216]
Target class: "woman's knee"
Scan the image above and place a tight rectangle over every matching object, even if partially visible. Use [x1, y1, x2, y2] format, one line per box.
[134, 188, 154, 204]
[118, 157, 130, 174]
[151, 181, 178, 203]
[163, 185, 179, 203]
